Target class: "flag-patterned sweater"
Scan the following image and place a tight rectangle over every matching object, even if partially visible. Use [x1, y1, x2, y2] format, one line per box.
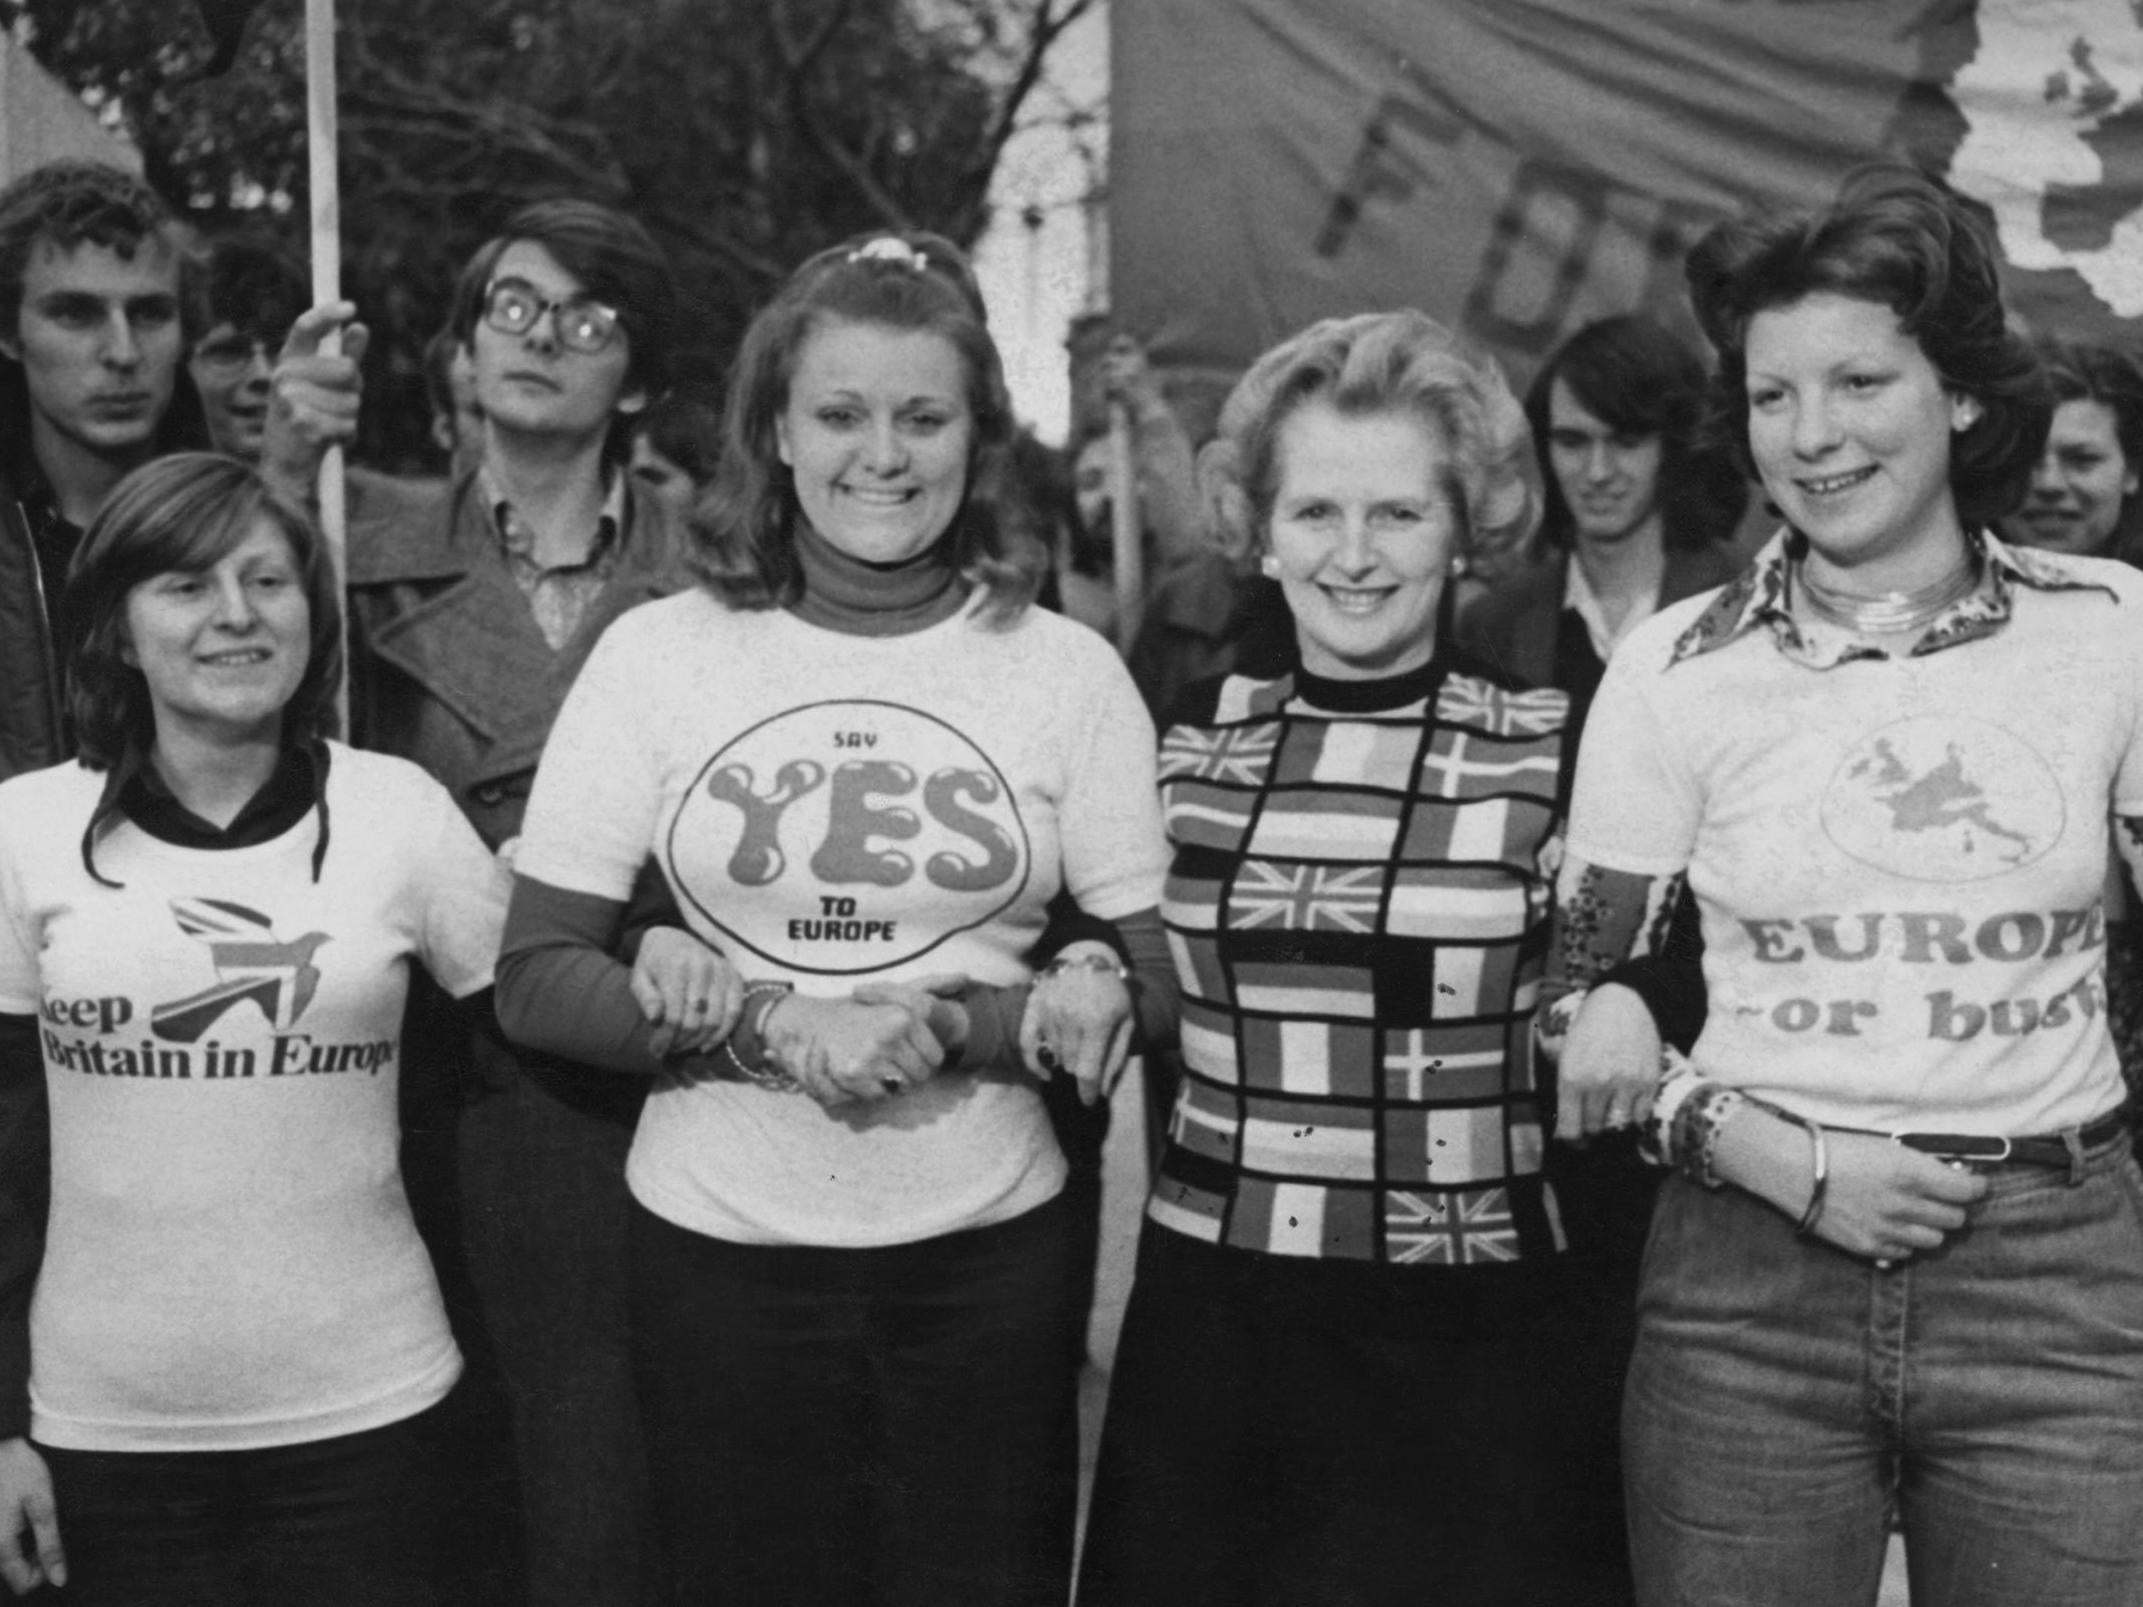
[1150, 654, 1572, 1266]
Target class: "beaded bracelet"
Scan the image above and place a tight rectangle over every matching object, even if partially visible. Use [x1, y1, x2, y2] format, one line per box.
[1670, 1083, 1745, 1190]
[720, 982, 799, 1092]
[1790, 1113, 1830, 1238]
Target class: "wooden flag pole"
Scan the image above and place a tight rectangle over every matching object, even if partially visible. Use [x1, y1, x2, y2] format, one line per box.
[1107, 398, 1142, 651]
[304, 0, 347, 721]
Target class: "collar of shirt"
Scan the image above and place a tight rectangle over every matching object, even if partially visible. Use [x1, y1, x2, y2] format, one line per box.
[120, 739, 328, 850]
[1665, 526, 2118, 672]
[479, 464, 628, 575]
[1562, 550, 1659, 664]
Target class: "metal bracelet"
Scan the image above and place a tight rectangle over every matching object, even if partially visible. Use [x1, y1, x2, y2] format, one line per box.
[721, 982, 799, 1092]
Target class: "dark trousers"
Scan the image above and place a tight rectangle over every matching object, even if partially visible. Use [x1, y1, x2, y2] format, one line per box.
[37, 1398, 450, 1607]
[628, 1193, 1081, 1607]
[1078, 1226, 1627, 1607]
[458, 1064, 655, 1607]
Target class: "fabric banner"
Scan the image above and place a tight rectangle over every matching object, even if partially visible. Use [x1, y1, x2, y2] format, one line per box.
[1112, 0, 2143, 395]
[0, 32, 140, 184]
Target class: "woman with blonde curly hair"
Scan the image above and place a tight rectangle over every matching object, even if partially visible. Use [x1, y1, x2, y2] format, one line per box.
[1078, 310, 1624, 1605]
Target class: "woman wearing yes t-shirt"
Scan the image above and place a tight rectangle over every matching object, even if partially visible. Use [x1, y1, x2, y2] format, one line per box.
[1547, 167, 2143, 1606]
[495, 232, 1171, 1607]
[0, 456, 508, 1604]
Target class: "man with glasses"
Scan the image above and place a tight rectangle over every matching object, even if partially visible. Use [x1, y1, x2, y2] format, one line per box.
[190, 234, 309, 464]
[342, 198, 686, 1607]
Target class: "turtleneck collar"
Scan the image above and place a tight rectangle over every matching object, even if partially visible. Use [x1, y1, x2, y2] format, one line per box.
[1292, 653, 1447, 714]
[788, 516, 966, 637]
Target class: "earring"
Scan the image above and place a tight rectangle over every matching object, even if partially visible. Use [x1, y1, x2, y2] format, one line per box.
[1448, 554, 1470, 579]
[1953, 398, 1982, 432]
[1258, 553, 1280, 580]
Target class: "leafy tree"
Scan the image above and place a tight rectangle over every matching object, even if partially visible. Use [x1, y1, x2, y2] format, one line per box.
[11, 0, 1094, 466]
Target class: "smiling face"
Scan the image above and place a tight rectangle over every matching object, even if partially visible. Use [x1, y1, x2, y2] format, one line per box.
[1744, 292, 1968, 588]
[469, 240, 640, 449]
[1265, 402, 1457, 681]
[124, 518, 310, 749]
[2, 237, 183, 468]
[2001, 397, 2137, 558]
[190, 323, 274, 462]
[1547, 379, 1664, 550]
[776, 318, 974, 565]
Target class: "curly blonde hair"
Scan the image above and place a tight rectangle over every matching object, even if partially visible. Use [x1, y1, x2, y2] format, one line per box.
[1196, 310, 1541, 566]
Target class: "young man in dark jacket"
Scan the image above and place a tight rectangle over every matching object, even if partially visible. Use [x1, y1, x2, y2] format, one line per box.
[0, 160, 208, 781]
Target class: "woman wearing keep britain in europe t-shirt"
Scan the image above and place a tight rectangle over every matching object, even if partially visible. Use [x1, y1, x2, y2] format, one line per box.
[0, 456, 509, 1604]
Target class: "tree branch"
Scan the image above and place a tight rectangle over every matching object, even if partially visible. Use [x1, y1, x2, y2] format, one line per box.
[768, 0, 916, 233]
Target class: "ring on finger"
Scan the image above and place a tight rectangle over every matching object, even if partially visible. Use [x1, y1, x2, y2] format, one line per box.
[880, 1075, 904, 1096]
[1036, 1042, 1062, 1074]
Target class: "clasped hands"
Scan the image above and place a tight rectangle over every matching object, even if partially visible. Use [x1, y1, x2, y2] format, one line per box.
[632, 929, 1133, 1109]
[1555, 983, 1986, 1264]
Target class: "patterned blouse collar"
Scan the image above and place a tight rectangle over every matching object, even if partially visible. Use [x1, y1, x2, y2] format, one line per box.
[1666, 526, 2117, 671]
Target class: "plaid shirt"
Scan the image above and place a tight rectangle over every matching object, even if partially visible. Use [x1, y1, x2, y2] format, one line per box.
[481, 467, 628, 651]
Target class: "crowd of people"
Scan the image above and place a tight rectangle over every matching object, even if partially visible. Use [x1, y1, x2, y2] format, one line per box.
[0, 146, 2138, 1607]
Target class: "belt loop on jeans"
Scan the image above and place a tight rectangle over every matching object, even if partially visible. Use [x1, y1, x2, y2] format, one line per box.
[2063, 1125, 2087, 1188]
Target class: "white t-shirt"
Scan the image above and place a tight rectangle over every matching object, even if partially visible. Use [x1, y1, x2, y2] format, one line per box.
[1568, 552, 2143, 1136]
[0, 746, 507, 1451]
[516, 592, 1169, 1247]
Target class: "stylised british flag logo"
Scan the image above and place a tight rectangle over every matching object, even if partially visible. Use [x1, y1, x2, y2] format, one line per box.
[150, 899, 330, 1042]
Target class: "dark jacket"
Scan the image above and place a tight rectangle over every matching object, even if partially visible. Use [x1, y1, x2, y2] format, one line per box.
[1455, 541, 1745, 695]
[345, 469, 689, 850]
[0, 365, 210, 783]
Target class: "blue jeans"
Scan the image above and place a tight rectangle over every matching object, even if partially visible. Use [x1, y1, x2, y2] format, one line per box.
[1625, 1134, 2143, 1607]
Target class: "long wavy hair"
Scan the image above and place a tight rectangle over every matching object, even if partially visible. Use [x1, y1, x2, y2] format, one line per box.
[689, 231, 1042, 621]
[1684, 164, 2049, 532]
[67, 453, 342, 769]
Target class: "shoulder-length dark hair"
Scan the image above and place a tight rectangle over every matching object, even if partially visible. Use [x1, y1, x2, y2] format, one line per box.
[67, 453, 343, 768]
[1684, 164, 2050, 531]
[1523, 314, 1748, 553]
[690, 230, 1042, 621]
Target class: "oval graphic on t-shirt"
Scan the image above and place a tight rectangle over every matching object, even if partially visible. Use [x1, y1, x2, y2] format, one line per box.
[665, 699, 1032, 973]
[1819, 717, 2063, 883]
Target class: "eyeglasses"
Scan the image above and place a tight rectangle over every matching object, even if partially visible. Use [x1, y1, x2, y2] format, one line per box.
[480, 277, 622, 354]
[191, 331, 276, 376]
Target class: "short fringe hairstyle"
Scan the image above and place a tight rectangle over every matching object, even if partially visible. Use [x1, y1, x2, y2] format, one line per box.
[0, 160, 200, 339]
[66, 453, 343, 768]
[1523, 314, 1749, 553]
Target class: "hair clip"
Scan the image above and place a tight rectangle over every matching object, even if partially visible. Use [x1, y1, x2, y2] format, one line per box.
[848, 236, 929, 272]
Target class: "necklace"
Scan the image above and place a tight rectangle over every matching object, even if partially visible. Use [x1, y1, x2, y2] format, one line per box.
[1794, 551, 1981, 637]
